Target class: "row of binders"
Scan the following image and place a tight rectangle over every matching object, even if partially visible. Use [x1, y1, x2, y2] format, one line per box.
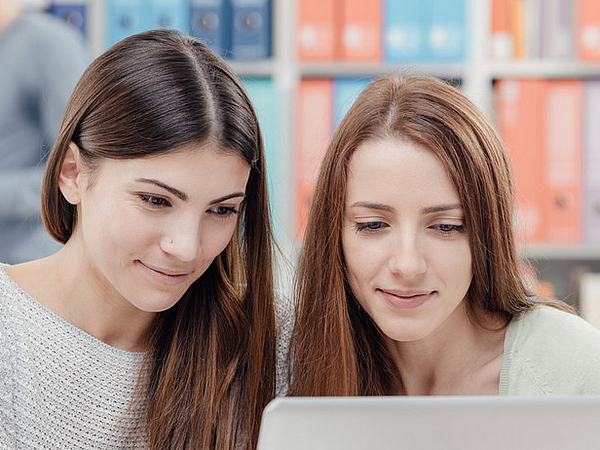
[300, 0, 600, 63]
[492, 0, 600, 61]
[298, 0, 467, 63]
[295, 78, 372, 238]
[48, 0, 271, 60]
[496, 78, 600, 246]
[293, 77, 600, 246]
[244, 77, 375, 240]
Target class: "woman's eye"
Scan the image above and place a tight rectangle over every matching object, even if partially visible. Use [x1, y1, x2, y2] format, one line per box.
[139, 194, 171, 208]
[435, 224, 465, 234]
[210, 205, 240, 217]
[354, 221, 387, 233]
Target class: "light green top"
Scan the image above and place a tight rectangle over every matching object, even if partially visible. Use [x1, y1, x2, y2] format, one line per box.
[499, 305, 600, 395]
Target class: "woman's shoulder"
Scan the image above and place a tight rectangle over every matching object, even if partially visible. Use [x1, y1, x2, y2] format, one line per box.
[501, 304, 600, 395]
[511, 303, 600, 345]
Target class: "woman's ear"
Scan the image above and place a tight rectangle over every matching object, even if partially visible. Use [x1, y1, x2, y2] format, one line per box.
[58, 142, 84, 205]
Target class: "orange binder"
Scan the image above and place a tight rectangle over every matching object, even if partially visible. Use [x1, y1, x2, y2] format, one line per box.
[341, 0, 382, 61]
[509, 0, 526, 59]
[492, 0, 513, 59]
[578, 0, 600, 61]
[495, 78, 547, 244]
[297, 0, 341, 61]
[543, 80, 583, 244]
[295, 79, 333, 239]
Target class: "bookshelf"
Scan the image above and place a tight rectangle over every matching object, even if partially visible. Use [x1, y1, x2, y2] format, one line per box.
[43, 0, 600, 302]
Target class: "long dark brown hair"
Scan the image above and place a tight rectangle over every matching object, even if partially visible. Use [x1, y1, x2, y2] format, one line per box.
[290, 75, 569, 397]
[41, 30, 275, 450]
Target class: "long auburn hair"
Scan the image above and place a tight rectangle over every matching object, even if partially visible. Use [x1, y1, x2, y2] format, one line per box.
[41, 30, 275, 450]
[290, 75, 569, 397]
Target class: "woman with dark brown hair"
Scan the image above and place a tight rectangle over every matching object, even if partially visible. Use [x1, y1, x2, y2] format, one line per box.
[0, 30, 284, 449]
[290, 75, 600, 397]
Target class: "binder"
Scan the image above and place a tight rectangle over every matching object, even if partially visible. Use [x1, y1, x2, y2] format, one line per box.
[230, 0, 271, 60]
[340, 0, 381, 62]
[427, 0, 466, 62]
[543, 80, 583, 244]
[524, 0, 543, 59]
[509, 0, 526, 58]
[296, 79, 333, 239]
[577, 0, 600, 61]
[542, 0, 575, 60]
[333, 77, 371, 127]
[149, 0, 190, 34]
[584, 81, 600, 244]
[297, 0, 340, 61]
[48, 1, 87, 36]
[106, 0, 148, 46]
[384, 0, 427, 62]
[190, 0, 230, 57]
[495, 79, 547, 244]
[242, 78, 284, 237]
[491, 0, 514, 59]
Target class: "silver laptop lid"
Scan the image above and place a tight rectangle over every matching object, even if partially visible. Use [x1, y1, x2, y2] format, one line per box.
[257, 396, 600, 450]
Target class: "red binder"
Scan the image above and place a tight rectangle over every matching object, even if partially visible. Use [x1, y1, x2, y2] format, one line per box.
[295, 79, 334, 239]
[297, 0, 341, 61]
[341, 0, 382, 61]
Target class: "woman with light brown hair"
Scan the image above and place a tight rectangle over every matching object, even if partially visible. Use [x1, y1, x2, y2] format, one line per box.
[290, 75, 600, 397]
[0, 30, 284, 449]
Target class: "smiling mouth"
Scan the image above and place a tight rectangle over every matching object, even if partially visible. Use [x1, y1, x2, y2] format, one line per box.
[138, 261, 191, 282]
[377, 289, 436, 309]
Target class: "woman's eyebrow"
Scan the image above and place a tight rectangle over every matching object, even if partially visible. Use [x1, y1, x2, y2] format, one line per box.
[422, 204, 463, 214]
[209, 193, 246, 205]
[348, 201, 394, 212]
[135, 178, 187, 201]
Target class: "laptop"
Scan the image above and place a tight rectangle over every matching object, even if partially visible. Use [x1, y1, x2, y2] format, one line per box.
[257, 396, 600, 450]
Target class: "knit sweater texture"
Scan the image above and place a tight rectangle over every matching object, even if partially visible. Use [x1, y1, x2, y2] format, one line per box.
[499, 304, 600, 395]
[0, 265, 292, 448]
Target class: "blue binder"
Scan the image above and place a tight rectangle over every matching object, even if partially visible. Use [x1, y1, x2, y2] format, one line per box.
[150, 0, 190, 34]
[48, 2, 87, 36]
[384, 0, 427, 63]
[333, 78, 371, 127]
[230, 0, 271, 60]
[426, 0, 466, 62]
[190, 0, 231, 57]
[106, 0, 148, 47]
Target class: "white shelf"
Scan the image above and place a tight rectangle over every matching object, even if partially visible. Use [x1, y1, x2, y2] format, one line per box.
[229, 60, 278, 78]
[297, 62, 467, 79]
[489, 60, 600, 79]
[521, 245, 600, 261]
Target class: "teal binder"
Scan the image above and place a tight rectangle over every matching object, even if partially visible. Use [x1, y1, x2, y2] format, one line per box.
[150, 0, 190, 34]
[106, 0, 147, 46]
[426, 0, 466, 62]
[242, 78, 283, 237]
[384, 0, 427, 62]
[333, 77, 372, 127]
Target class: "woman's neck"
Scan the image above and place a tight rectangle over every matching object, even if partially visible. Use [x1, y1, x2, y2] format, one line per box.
[386, 304, 507, 396]
[0, 1, 21, 35]
[6, 243, 155, 353]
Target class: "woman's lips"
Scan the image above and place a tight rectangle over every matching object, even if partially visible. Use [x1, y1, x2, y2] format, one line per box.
[138, 261, 191, 285]
[378, 289, 436, 309]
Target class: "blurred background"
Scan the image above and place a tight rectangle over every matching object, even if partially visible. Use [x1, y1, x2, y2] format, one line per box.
[5, 0, 600, 326]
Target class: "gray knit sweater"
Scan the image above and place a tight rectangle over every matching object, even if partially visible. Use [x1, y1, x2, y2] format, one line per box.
[0, 266, 292, 448]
